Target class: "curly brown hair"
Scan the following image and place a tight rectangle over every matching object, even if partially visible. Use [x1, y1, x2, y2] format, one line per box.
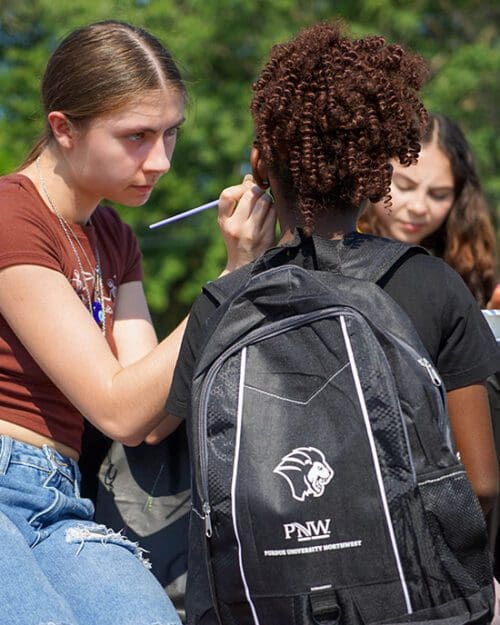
[250, 21, 429, 235]
[359, 113, 496, 306]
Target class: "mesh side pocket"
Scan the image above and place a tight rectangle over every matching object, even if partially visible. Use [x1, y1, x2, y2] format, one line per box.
[418, 468, 492, 593]
[206, 354, 247, 604]
[206, 353, 241, 508]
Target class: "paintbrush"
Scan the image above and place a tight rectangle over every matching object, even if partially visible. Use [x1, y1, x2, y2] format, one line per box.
[149, 199, 218, 229]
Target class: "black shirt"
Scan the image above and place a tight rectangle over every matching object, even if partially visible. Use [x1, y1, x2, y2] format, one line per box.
[167, 235, 500, 420]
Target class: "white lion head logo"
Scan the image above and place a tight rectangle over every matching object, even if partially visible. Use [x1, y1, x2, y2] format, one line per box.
[274, 447, 334, 502]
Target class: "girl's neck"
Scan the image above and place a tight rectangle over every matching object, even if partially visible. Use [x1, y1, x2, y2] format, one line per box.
[21, 148, 100, 225]
[270, 182, 360, 244]
[277, 204, 359, 244]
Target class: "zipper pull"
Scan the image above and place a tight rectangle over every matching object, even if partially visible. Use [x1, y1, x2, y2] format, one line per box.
[202, 501, 213, 538]
[418, 358, 441, 386]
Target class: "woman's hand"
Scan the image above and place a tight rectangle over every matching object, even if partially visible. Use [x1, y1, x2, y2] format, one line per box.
[218, 174, 277, 273]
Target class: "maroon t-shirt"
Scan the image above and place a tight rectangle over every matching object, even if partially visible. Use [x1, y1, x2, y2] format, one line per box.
[0, 174, 143, 452]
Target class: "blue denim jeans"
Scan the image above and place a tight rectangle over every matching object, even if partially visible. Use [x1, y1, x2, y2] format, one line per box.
[0, 435, 181, 625]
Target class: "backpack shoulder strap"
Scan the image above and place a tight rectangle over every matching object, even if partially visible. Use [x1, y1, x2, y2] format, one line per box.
[336, 234, 428, 284]
[202, 264, 253, 306]
[202, 233, 428, 305]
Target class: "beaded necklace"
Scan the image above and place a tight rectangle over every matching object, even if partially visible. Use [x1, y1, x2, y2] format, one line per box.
[35, 157, 106, 336]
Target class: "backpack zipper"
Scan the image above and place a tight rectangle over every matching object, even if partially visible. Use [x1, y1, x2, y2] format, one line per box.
[202, 501, 213, 538]
[380, 330, 450, 448]
[418, 357, 442, 386]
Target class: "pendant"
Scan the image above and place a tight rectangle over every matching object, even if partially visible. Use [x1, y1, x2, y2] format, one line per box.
[92, 301, 104, 325]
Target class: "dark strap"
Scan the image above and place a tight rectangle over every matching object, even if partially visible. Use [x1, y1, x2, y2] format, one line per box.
[251, 230, 426, 284]
[203, 230, 428, 305]
[202, 264, 253, 306]
[309, 590, 342, 625]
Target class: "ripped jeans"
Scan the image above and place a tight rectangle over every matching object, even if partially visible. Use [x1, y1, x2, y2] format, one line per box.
[0, 436, 181, 625]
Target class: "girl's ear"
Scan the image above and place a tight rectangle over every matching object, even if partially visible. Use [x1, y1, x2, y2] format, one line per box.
[250, 144, 270, 189]
[47, 112, 76, 150]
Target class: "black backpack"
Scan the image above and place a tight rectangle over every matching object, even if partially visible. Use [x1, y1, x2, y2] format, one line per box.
[185, 233, 493, 625]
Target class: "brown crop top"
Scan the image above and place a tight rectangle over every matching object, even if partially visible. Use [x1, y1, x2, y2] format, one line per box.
[0, 174, 143, 452]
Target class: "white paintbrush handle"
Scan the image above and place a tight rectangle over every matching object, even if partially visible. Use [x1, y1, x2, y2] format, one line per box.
[149, 199, 219, 229]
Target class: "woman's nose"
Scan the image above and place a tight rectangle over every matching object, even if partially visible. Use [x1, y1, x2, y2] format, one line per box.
[144, 138, 171, 174]
[406, 191, 427, 216]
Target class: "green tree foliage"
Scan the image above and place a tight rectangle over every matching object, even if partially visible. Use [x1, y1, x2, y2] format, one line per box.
[1, 0, 498, 333]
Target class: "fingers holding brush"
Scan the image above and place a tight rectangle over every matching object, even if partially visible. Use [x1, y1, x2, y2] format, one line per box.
[218, 174, 277, 272]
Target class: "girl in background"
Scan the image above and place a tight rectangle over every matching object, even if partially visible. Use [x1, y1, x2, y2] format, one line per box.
[359, 110, 500, 587]
[358, 112, 499, 309]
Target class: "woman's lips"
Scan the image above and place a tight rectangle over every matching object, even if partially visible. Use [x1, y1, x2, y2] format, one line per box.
[131, 184, 154, 194]
[399, 221, 425, 233]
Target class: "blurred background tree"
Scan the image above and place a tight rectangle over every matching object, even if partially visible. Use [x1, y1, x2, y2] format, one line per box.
[1, 0, 498, 333]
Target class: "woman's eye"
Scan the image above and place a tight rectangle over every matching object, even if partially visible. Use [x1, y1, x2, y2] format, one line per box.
[430, 191, 453, 202]
[126, 132, 145, 142]
[165, 127, 179, 138]
[393, 180, 413, 192]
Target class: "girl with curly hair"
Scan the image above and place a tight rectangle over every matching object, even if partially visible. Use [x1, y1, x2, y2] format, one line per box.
[358, 112, 499, 308]
[165, 20, 499, 624]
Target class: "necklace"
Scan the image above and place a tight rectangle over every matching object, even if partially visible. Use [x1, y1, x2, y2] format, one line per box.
[35, 157, 106, 335]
